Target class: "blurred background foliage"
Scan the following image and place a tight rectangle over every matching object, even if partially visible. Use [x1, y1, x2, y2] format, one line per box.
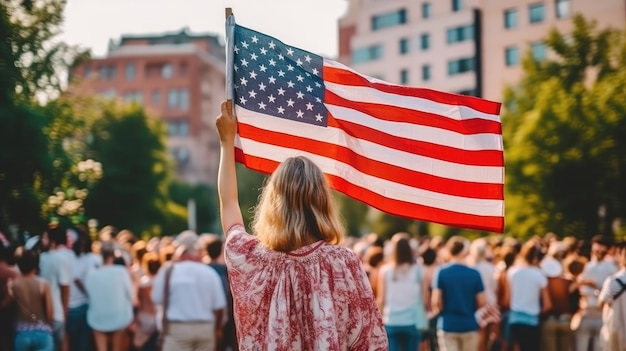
[1, 0, 625, 241]
[503, 15, 626, 240]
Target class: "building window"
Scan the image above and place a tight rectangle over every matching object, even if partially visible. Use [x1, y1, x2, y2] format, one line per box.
[84, 65, 92, 78]
[98, 66, 116, 80]
[504, 9, 518, 29]
[422, 65, 431, 81]
[420, 34, 430, 50]
[556, 0, 571, 19]
[123, 91, 143, 104]
[452, 0, 463, 12]
[99, 89, 116, 99]
[125, 63, 135, 80]
[448, 57, 475, 75]
[162, 63, 173, 78]
[167, 120, 190, 137]
[399, 38, 409, 55]
[168, 88, 189, 110]
[422, 3, 432, 19]
[531, 41, 547, 61]
[171, 147, 190, 166]
[400, 69, 409, 85]
[505, 46, 520, 66]
[372, 9, 407, 31]
[352, 44, 384, 64]
[457, 88, 478, 96]
[447, 25, 474, 44]
[529, 3, 546, 24]
[152, 90, 161, 105]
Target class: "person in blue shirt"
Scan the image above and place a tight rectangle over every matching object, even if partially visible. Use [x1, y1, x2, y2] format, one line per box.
[432, 236, 486, 351]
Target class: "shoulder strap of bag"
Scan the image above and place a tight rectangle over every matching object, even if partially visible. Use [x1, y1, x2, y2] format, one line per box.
[160, 264, 175, 341]
[612, 277, 626, 301]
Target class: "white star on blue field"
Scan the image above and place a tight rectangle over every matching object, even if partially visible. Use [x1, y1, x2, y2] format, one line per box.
[233, 25, 328, 127]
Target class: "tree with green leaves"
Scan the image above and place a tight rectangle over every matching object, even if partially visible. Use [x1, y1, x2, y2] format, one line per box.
[0, 0, 86, 235]
[335, 193, 370, 237]
[503, 14, 626, 239]
[167, 181, 219, 234]
[85, 101, 173, 237]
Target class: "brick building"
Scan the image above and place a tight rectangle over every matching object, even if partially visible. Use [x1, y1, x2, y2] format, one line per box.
[72, 28, 226, 185]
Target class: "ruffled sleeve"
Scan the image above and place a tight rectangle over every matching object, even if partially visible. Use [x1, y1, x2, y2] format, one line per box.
[224, 224, 264, 274]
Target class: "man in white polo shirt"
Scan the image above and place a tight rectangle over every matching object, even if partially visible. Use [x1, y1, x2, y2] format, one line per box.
[152, 231, 226, 351]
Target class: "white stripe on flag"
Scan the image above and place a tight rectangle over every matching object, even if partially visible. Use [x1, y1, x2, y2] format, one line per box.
[235, 106, 504, 184]
[323, 60, 500, 122]
[325, 104, 504, 151]
[234, 136, 504, 217]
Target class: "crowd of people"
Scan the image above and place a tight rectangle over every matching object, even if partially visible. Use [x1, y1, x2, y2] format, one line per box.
[351, 232, 626, 351]
[0, 226, 235, 351]
[0, 226, 625, 351]
[0, 101, 624, 351]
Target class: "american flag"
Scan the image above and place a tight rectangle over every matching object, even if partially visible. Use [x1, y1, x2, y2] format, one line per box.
[229, 24, 504, 233]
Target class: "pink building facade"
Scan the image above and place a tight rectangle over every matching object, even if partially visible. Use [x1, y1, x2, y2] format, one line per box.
[338, 0, 626, 102]
[482, 0, 626, 100]
[71, 29, 226, 185]
[339, 0, 484, 96]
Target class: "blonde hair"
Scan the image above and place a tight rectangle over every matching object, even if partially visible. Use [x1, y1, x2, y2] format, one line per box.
[252, 156, 344, 252]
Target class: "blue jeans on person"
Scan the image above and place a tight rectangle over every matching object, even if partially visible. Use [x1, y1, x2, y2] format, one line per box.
[14, 330, 54, 351]
[67, 304, 93, 351]
[386, 325, 420, 351]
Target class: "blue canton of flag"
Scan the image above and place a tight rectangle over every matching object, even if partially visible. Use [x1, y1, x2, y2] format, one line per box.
[233, 25, 328, 127]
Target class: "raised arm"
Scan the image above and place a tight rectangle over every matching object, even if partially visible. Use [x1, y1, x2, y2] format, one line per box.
[216, 100, 244, 235]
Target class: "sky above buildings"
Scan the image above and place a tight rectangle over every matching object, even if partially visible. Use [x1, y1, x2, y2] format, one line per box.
[60, 0, 349, 58]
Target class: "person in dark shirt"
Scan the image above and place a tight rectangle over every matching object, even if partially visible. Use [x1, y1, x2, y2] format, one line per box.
[206, 236, 238, 351]
[0, 244, 18, 351]
[432, 236, 486, 351]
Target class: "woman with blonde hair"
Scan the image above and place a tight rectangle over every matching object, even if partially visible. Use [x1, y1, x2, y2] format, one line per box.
[216, 100, 387, 350]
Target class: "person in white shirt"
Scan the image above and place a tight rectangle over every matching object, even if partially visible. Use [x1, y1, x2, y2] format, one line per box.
[541, 241, 567, 278]
[598, 241, 626, 351]
[67, 233, 102, 351]
[85, 242, 134, 351]
[507, 240, 552, 351]
[576, 235, 618, 351]
[39, 226, 75, 351]
[377, 234, 427, 351]
[152, 231, 226, 351]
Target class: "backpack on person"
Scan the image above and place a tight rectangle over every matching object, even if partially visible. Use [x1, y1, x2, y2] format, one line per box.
[612, 278, 626, 301]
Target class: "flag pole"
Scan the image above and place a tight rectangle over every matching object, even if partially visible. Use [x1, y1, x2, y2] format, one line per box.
[224, 8, 235, 107]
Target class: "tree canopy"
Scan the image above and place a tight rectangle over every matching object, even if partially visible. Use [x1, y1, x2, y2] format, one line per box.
[0, 0, 71, 233]
[503, 14, 626, 239]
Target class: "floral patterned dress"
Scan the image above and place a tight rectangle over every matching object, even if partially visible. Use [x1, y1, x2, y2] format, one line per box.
[224, 224, 388, 351]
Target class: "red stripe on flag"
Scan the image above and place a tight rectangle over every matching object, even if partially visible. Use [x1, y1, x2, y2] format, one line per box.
[323, 65, 501, 116]
[234, 148, 504, 233]
[325, 90, 502, 136]
[326, 113, 504, 167]
[329, 176, 504, 233]
[237, 122, 504, 200]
